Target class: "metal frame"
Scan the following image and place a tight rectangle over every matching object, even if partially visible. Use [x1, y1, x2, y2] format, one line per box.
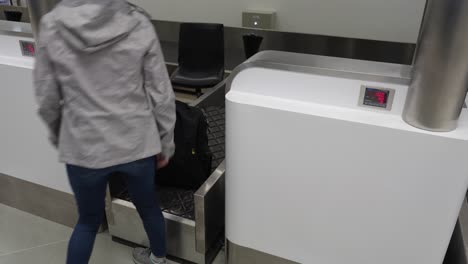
[0, 20, 32, 37]
[105, 194, 207, 263]
[403, 0, 468, 132]
[105, 81, 227, 264]
[26, 0, 60, 38]
[0, 172, 78, 228]
[225, 51, 412, 95]
[226, 240, 299, 264]
[194, 162, 225, 254]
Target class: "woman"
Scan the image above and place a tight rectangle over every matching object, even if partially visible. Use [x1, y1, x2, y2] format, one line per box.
[34, 0, 175, 263]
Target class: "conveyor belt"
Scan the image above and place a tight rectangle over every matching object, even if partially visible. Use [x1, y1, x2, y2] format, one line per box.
[116, 104, 226, 221]
[157, 187, 196, 220]
[202, 105, 226, 171]
[116, 187, 196, 220]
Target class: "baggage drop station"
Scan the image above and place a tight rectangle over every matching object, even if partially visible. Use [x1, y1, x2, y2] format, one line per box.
[223, 1, 468, 262]
[225, 51, 468, 264]
[1, 0, 468, 264]
[106, 82, 227, 264]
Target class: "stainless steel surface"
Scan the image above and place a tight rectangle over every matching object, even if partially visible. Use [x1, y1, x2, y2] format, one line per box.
[458, 200, 468, 263]
[358, 86, 396, 111]
[226, 51, 412, 94]
[192, 84, 226, 256]
[108, 198, 206, 263]
[444, 221, 467, 264]
[195, 162, 225, 254]
[0, 19, 32, 37]
[14, 0, 28, 7]
[107, 83, 226, 263]
[105, 185, 115, 226]
[0, 173, 78, 228]
[153, 20, 416, 70]
[226, 239, 299, 264]
[107, 161, 226, 263]
[247, 50, 412, 80]
[403, 0, 468, 132]
[26, 0, 59, 38]
[190, 79, 227, 108]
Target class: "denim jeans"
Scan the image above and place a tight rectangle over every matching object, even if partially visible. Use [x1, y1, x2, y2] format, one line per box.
[66, 156, 166, 264]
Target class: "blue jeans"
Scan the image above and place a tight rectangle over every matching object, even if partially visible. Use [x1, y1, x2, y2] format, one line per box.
[66, 156, 166, 264]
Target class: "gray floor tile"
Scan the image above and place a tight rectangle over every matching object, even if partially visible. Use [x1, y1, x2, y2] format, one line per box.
[90, 234, 225, 264]
[0, 233, 225, 264]
[0, 234, 133, 264]
[89, 234, 133, 264]
[0, 204, 226, 263]
[212, 249, 225, 264]
[0, 241, 68, 264]
[0, 204, 72, 255]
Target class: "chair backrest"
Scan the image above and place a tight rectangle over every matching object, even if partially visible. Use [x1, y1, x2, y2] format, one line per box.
[178, 23, 225, 73]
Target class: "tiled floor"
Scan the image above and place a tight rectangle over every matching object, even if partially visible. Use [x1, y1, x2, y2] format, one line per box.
[0, 204, 225, 264]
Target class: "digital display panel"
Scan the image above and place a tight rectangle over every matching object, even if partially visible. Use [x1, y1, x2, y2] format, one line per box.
[20, 41, 35, 57]
[363, 88, 390, 108]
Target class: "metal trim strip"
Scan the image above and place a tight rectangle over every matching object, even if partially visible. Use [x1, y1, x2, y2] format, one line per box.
[226, 239, 300, 264]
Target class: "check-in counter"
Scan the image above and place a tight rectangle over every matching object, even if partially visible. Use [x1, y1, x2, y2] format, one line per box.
[0, 26, 72, 193]
[0, 25, 81, 226]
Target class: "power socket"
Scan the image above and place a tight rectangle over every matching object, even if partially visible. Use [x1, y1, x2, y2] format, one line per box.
[242, 10, 276, 30]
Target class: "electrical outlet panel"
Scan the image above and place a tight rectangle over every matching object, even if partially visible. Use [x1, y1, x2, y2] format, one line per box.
[242, 10, 276, 30]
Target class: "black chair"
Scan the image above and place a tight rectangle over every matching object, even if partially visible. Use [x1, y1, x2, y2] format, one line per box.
[171, 23, 225, 97]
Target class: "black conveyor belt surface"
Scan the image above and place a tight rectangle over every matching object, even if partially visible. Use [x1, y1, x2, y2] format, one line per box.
[202, 105, 226, 171]
[116, 104, 226, 221]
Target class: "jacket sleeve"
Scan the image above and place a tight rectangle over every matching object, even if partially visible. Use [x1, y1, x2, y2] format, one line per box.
[143, 29, 176, 159]
[34, 23, 62, 148]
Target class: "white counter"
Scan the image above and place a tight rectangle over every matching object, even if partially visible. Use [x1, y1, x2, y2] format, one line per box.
[0, 33, 71, 194]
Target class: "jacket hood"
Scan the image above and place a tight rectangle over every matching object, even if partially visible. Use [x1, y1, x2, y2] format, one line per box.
[55, 0, 140, 53]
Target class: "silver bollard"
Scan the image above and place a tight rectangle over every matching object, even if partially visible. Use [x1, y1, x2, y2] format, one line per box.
[403, 0, 468, 132]
[26, 0, 60, 39]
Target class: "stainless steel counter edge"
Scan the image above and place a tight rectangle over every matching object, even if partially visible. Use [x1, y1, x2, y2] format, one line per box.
[110, 197, 196, 226]
[0, 20, 32, 38]
[458, 200, 468, 258]
[226, 240, 300, 264]
[195, 161, 226, 254]
[225, 51, 412, 94]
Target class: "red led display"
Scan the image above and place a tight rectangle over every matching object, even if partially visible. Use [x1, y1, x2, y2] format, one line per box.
[20, 41, 36, 57]
[363, 88, 390, 108]
[374, 91, 387, 104]
[25, 43, 35, 56]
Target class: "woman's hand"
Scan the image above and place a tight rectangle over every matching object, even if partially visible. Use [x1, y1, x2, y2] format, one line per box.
[156, 154, 169, 169]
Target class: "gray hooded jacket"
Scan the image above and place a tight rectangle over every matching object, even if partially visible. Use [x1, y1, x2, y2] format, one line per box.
[34, 0, 176, 169]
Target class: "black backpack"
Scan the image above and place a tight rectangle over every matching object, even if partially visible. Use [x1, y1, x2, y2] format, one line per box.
[156, 101, 212, 189]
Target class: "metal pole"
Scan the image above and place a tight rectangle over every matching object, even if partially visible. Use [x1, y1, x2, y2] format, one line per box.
[403, 0, 468, 132]
[26, 0, 60, 39]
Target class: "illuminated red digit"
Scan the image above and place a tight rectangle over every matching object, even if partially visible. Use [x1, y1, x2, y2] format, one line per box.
[28, 44, 35, 54]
